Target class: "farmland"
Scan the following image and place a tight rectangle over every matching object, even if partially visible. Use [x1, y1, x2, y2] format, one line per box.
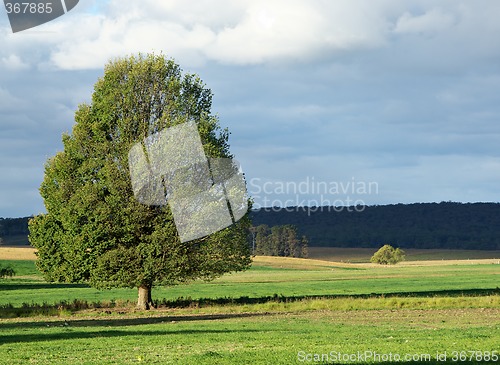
[0, 247, 499, 364]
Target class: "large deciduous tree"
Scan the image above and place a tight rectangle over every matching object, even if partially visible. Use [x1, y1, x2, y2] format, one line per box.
[29, 54, 251, 309]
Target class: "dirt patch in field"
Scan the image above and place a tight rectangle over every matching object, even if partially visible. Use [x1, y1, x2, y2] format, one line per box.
[0, 247, 37, 260]
[1, 306, 497, 330]
[292, 307, 500, 328]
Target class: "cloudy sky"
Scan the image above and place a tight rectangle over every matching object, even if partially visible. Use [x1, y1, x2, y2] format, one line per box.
[1, 0, 500, 217]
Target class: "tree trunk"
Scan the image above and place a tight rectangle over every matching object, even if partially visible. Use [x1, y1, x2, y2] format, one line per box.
[137, 284, 154, 310]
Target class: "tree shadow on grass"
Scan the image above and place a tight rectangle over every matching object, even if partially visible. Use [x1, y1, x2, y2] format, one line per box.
[159, 288, 500, 308]
[0, 282, 89, 291]
[0, 326, 264, 345]
[0, 287, 498, 319]
[0, 312, 269, 331]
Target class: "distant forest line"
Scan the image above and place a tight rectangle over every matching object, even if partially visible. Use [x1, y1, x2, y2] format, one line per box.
[2, 202, 500, 250]
[0, 217, 29, 242]
[250, 202, 500, 250]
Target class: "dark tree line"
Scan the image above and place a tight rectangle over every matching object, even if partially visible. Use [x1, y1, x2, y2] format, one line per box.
[250, 224, 309, 258]
[5, 202, 500, 250]
[250, 202, 500, 250]
[0, 217, 30, 244]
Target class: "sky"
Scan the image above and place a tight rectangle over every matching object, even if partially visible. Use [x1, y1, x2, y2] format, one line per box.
[1, 0, 500, 217]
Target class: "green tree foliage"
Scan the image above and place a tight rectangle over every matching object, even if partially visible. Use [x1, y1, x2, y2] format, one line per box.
[253, 224, 308, 258]
[300, 235, 309, 258]
[28, 54, 251, 309]
[0, 266, 15, 279]
[370, 244, 405, 265]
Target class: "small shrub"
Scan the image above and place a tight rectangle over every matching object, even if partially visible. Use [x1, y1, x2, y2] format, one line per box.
[0, 266, 15, 278]
[370, 244, 405, 265]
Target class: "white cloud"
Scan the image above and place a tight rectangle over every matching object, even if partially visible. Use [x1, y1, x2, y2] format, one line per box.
[44, 0, 393, 69]
[2, 0, 500, 70]
[1, 54, 29, 70]
[394, 8, 456, 35]
[2, 0, 500, 216]
[204, 1, 389, 64]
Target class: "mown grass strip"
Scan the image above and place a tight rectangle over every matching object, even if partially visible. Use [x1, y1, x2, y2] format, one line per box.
[1, 293, 499, 319]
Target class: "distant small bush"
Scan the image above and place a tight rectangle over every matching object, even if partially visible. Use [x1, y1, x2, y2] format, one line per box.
[370, 244, 405, 265]
[0, 266, 15, 278]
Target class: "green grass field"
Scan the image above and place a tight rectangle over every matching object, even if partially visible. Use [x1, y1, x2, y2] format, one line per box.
[0, 250, 499, 364]
[1, 308, 498, 365]
[307, 247, 500, 263]
[1, 259, 499, 308]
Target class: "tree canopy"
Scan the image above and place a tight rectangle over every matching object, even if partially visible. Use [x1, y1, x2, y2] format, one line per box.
[251, 224, 308, 258]
[370, 245, 405, 265]
[29, 54, 251, 309]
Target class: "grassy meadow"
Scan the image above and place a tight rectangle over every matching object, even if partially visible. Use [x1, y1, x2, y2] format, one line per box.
[307, 247, 500, 263]
[0, 247, 498, 364]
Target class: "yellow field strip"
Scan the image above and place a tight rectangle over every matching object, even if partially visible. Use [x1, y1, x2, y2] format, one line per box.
[0, 247, 37, 260]
[253, 255, 500, 269]
[398, 258, 500, 266]
[1, 247, 498, 267]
